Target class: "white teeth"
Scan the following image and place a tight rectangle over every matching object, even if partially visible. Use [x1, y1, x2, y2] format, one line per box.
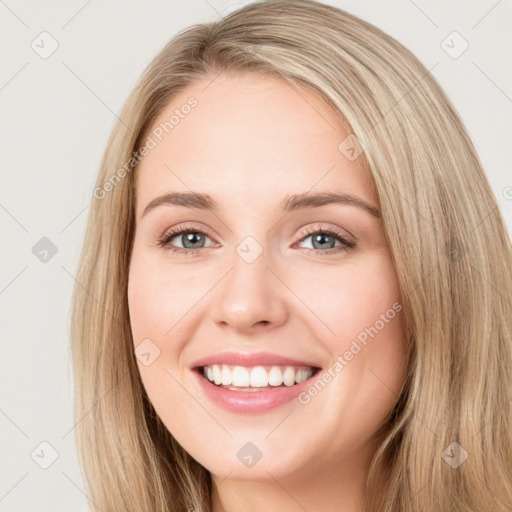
[232, 366, 250, 387]
[283, 366, 296, 386]
[268, 366, 283, 386]
[296, 369, 307, 384]
[250, 366, 268, 387]
[212, 365, 222, 385]
[221, 365, 232, 385]
[202, 364, 315, 388]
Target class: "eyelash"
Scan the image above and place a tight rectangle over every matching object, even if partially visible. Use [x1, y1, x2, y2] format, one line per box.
[156, 223, 357, 256]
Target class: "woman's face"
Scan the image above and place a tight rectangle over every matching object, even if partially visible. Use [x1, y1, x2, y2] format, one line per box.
[128, 71, 408, 486]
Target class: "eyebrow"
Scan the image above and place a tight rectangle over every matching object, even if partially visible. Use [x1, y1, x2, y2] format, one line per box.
[141, 191, 381, 218]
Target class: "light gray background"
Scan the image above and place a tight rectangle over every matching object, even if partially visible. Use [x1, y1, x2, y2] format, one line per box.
[0, 0, 510, 510]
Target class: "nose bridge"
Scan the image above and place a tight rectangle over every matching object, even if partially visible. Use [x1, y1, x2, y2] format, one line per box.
[211, 233, 288, 332]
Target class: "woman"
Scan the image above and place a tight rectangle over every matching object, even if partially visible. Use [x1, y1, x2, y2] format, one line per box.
[71, 0, 512, 510]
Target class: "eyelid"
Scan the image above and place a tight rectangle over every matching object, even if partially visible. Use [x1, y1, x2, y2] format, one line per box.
[294, 223, 356, 245]
[157, 222, 218, 246]
[157, 222, 357, 255]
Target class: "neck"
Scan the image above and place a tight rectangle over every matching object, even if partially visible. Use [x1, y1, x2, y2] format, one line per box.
[210, 448, 375, 512]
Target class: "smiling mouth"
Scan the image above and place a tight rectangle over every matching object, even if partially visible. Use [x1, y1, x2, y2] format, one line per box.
[196, 364, 321, 391]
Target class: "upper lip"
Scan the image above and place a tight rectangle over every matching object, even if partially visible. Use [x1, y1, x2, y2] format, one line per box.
[190, 351, 322, 369]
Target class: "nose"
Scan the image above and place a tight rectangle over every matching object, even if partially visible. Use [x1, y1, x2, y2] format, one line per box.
[210, 246, 289, 335]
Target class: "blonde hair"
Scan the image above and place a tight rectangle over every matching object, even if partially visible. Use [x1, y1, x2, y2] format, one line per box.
[70, 0, 512, 510]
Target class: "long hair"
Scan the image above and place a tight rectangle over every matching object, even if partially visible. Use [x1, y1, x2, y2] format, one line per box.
[70, 1, 512, 510]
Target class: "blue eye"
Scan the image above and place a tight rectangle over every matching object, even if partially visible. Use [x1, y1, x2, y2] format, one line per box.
[296, 227, 356, 254]
[156, 225, 216, 255]
[157, 224, 357, 256]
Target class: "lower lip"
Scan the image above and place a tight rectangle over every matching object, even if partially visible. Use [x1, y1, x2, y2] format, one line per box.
[193, 369, 318, 413]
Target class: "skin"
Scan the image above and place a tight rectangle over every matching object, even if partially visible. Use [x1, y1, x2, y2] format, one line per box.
[127, 71, 408, 512]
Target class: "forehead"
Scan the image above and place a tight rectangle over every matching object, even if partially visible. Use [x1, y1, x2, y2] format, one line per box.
[134, 71, 375, 214]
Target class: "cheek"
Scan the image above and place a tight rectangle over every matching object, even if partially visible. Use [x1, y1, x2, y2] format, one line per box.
[127, 251, 211, 408]
[127, 253, 199, 346]
[293, 251, 402, 349]
[127, 256, 197, 424]
[295, 252, 407, 425]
